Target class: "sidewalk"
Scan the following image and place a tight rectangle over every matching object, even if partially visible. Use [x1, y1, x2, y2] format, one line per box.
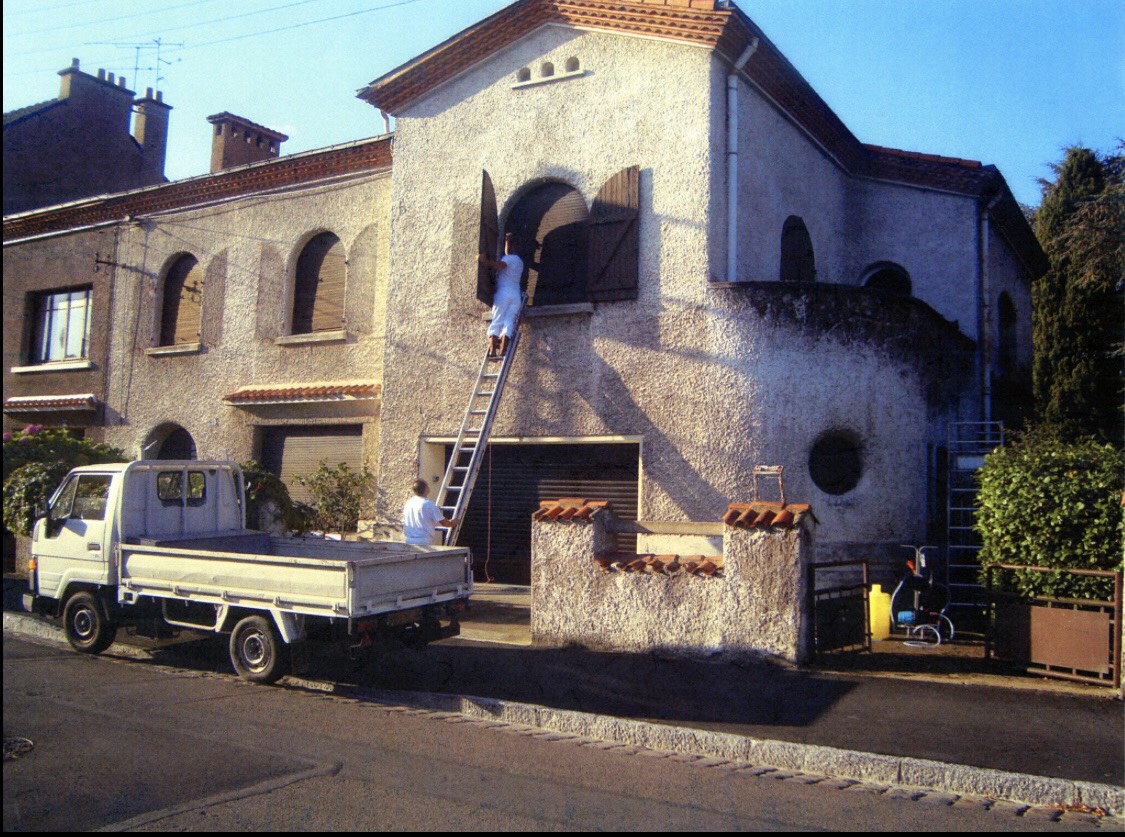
[5, 577, 1123, 815]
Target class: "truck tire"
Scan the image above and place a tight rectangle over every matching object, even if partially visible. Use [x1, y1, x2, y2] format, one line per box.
[229, 615, 289, 684]
[63, 591, 116, 655]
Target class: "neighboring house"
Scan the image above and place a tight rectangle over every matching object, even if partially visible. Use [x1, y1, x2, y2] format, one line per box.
[3, 60, 171, 215]
[3, 114, 391, 503]
[3, 0, 1045, 589]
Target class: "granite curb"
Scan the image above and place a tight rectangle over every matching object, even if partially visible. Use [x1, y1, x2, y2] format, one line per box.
[5, 611, 1123, 818]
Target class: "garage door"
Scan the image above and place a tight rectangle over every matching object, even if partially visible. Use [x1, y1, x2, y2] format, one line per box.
[450, 443, 639, 585]
[260, 425, 364, 505]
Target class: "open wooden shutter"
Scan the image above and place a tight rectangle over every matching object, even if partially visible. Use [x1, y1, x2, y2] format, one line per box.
[293, 233, 346, 334]
[477, 170, 499, 305]
[160, 255, 203, 346]
[587, 166, 639, 302]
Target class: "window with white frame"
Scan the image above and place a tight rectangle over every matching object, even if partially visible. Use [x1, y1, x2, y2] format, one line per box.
[29, 287, 91, 364]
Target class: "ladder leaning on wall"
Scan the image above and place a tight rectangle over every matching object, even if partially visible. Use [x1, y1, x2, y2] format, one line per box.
[434, 306, 525, 547]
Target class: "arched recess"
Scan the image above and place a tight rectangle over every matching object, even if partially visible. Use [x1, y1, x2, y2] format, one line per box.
[780, 216, 816, 283]
[861, 261, 912, 296]
[159, 254, 204, 346]
[292, 232, 346, 334]
[144, 423, 197, 460]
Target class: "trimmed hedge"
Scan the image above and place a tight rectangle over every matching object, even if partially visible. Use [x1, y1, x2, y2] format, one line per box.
[975, 432, 1124, 599]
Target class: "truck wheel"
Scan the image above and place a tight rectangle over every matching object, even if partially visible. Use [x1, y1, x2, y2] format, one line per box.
[63, 591, 116, 655]
[229, 615, 289, 684]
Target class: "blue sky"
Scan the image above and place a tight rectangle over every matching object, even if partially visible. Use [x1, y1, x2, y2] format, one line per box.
[4, 0, 1122, 208]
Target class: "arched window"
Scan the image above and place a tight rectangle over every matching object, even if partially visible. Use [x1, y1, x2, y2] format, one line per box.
[565, 57, 580, 73]
[507, 183, 590, 306]
[862, 262, 912, 296]
[780, 216, 815, 283]
[476, 168, 639, 307]
[997, 292, 1017, 377]
[159, 254, 203, 346]
[292, 232, 346, 334]
[144, 423, 197, 460]
[541, 61, 555, 78]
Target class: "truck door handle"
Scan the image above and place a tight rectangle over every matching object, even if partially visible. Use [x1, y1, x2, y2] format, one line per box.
[87, 542, 101, 552]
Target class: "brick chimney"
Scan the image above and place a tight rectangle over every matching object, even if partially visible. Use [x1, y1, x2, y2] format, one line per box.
[57, 59, 136, 134]
[206, 112, 288, 172]
[133, 87, 172, 182]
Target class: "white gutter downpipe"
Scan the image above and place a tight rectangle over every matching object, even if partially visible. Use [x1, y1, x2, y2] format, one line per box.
[979, 192, 1003, 424]
[726, 38, 759, 283]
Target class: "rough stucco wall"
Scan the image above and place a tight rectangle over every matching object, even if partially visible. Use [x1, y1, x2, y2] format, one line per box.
[532, 514, 813, 663]
[379, 26, 719, 518]
[989, 223, 1033, 374]
[103, 172, 392, 471]
[729, 59, 985, 343]
[377, 24, 967, 565]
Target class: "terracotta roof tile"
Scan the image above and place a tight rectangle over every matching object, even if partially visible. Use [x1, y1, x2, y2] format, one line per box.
[3, 393, 98, 413]
[595, 551, 724, 577]
[224, 381, 380, 405]
[724, 502, 815, 530]
[533, 497, 610, 521]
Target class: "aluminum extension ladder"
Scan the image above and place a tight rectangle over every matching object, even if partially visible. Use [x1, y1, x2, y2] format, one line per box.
[434, 308, 524, 546]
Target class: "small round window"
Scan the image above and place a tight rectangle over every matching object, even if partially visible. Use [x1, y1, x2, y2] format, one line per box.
[808, 431, 863, 495]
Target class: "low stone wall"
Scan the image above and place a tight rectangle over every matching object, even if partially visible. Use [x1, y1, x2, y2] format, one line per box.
[531, 501, 815, 663]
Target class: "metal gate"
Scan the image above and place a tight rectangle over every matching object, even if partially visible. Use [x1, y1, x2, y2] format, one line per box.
[809, 559, 870, 656]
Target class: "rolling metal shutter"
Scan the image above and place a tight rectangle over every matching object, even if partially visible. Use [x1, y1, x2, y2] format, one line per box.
[261, 425, 363, 505]
[451, 443, 639, 585]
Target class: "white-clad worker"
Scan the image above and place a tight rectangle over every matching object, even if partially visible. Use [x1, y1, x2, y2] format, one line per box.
[478, 231, 524, 357]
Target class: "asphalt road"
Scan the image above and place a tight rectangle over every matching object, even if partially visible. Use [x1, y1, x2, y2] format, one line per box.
[3, 635, 1112, 832]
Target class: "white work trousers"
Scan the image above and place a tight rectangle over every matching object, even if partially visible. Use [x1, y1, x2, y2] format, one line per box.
[487, 293, 522, 338]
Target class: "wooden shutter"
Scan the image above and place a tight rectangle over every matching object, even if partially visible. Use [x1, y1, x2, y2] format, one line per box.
[261, 425, 363, 505]
[477, 170, 499, 305]
[160, 255, 203, 346]
[293, 233, 346, 334]
[587, 166, 640, 302]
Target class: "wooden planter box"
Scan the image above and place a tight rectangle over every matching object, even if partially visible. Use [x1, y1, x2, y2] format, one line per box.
[987, 565, 1122, 689]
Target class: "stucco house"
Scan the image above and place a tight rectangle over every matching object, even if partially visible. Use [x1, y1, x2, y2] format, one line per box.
[3, 0, 1045, 593]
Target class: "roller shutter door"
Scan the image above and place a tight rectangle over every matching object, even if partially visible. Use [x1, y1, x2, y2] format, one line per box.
[450, 443, 639, 585]
[261, 425, 363, 505]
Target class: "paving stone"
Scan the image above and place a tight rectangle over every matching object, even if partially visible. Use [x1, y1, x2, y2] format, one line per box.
[915, 791, 959, 806]
[1057, 811, 1104, 826]
[952, 795, 995, 810]
[1019, 807, 1063, 823]
[989, 799, 1031, 817]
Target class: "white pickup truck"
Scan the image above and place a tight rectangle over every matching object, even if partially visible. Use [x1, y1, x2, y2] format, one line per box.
[22, 460, 473, 683]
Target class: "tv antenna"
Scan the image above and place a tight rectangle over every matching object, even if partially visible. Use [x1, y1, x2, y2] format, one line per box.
[85, 37, 183, 94]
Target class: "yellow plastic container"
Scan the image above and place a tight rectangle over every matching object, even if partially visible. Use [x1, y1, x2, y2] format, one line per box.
[869, 584, 892, 640]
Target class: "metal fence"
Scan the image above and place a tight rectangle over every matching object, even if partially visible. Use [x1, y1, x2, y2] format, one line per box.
[985, 564, 1123, 689]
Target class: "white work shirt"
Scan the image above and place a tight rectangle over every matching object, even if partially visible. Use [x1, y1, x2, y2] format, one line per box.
[403, 494, 445, 545]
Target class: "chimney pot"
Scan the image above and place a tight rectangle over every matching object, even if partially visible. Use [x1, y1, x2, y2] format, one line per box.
[71, 58, 80, 69]
[97, 69, 106, 80]
[108, 72, 115, 84]
[146, 87, 154, 98]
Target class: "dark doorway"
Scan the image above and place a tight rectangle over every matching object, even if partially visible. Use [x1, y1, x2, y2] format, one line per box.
[506, 183, 589, 306]
[450, 442, 639, 584]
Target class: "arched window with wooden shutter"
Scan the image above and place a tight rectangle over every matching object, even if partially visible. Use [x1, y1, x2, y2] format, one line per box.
[159, 254, 204, 346]
[780, 216, 815, 283]
[588, 166, 639, 302]
[292, 232, 346, 334]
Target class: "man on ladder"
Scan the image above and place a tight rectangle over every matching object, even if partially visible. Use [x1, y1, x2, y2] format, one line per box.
[478, 231, 524, 357]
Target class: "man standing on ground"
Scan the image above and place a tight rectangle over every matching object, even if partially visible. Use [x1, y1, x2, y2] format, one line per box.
[403, 479, 455, 546]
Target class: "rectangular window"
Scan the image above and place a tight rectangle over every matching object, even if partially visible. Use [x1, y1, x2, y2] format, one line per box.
[30, 287, 91, 364]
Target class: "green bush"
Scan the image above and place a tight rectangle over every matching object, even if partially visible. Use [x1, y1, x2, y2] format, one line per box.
[2, 427, 127, 536]
[975, 431, 1124, 599]
[296, 461, 374, 535]
[239, 460, 306, 534]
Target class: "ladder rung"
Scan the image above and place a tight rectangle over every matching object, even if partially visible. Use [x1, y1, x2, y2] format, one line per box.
[469, 409, 486, 415]
[453, 466, 469, 471]
[482, 373, 499, 379]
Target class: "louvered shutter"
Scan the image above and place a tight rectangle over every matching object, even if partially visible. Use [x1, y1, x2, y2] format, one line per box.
[587, 166, 640, 302]
[160, 255, 203, 346]
[293, 233, 346, 334]
[477, 170, 499, 305]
